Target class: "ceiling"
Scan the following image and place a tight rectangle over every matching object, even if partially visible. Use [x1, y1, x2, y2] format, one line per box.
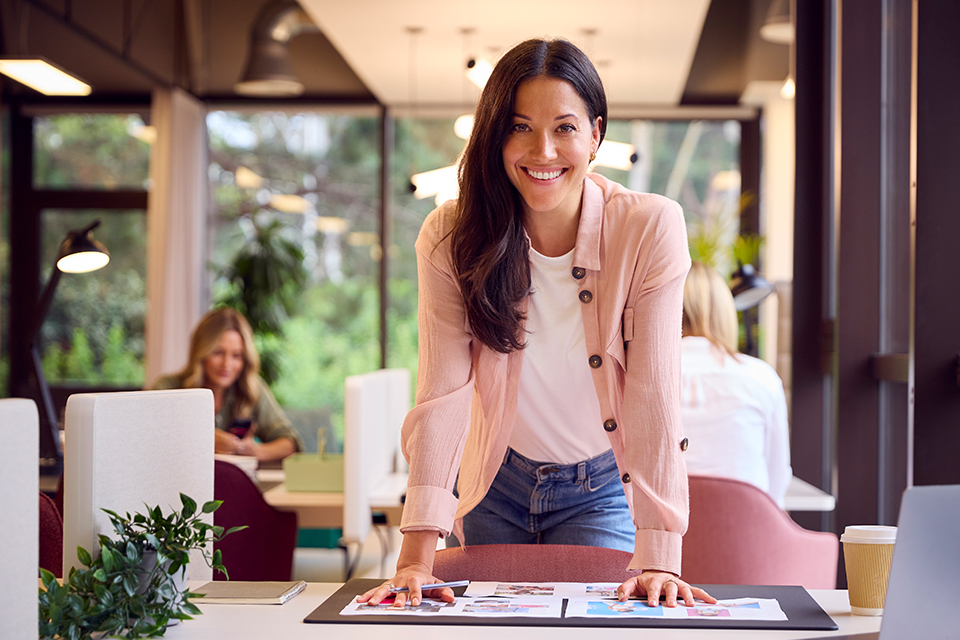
[0, 0, 787, 109]
[298, 0, 711, 108]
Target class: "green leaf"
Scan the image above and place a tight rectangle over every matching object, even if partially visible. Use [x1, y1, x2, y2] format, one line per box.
[225, 525, 249, 535]
[92, 568, 107, 582]
[101, 546, 115, 572]
[201, 499, 223, 514]
[180, 493, 197, 518]
[76, 545, 92, 567]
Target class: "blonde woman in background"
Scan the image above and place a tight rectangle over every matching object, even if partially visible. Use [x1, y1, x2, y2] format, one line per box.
[680, 262, 792, 507]
[151, 308, 302, 461]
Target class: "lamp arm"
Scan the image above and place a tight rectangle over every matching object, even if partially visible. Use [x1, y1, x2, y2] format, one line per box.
[30, 267, 63, 345]
[30, 266, 64, 465]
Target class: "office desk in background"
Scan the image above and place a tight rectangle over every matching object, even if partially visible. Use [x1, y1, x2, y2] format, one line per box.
[165, 582, 878, 639]
[257, 473, 835, 530]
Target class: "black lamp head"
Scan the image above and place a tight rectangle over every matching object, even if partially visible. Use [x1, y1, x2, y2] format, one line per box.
[730, 262, 775, 311]
[56, 220, 110, 274]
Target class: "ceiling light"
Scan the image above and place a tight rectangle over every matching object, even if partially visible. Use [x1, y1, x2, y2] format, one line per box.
[410, 165, 458, 201]
[235, 166, 265, 189]
[235, 0, 317, 96]
[593, 141, 637, 171]
[454, 115, 474, 140]
[269, 193, 311, 213]
[780, 76, 796, 100]
[0, 58, 91, 96]
[759, 0, 794, 44]
[466, 57, 493, 89]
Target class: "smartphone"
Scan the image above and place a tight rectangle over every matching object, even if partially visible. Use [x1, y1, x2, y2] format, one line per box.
[228, 417, 252, 438]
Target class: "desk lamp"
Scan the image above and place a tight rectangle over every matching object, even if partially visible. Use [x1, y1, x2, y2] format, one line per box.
[730, 263, 775, 356]
[32, 220, 110, 473]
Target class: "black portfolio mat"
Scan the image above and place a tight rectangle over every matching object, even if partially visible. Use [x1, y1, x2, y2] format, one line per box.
[304, 578, 838, 631]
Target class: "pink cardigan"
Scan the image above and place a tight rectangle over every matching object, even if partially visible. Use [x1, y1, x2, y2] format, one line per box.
[399, 174, 691, 575]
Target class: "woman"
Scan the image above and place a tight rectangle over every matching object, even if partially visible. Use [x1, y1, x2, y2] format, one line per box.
[680, 262, 792, 507]
[151, 308, 302, 462]
[361, 39, 713, 609]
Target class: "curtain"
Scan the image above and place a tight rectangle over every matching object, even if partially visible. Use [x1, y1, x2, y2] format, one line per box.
[144, 87, 207, 387]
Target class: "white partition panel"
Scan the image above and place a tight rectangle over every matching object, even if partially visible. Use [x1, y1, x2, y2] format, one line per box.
[63, 389, 215, 579]
[0, 398, 39, 640]
[343, 368, 410, 544]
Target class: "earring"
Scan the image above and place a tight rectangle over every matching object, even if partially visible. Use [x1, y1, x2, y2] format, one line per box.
[590, 151, 596, 162]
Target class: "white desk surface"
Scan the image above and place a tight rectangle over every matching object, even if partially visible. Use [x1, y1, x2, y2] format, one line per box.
[784, 476, 836, 512]
[165, 583, 879, 639]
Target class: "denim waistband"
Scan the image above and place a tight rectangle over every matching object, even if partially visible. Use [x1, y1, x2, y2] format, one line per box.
[503, 447, 616, 483]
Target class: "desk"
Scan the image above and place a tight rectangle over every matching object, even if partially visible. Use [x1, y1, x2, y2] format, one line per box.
[262, 472, 407, 529]
[166, 583, 879, 639]
[784, 476, 836, 512]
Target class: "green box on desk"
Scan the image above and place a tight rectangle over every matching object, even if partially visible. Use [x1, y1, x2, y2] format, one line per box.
[282, 453, 344, 492]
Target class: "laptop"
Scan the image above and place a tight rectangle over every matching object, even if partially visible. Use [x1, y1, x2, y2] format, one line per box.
[819, 484, 960, 639]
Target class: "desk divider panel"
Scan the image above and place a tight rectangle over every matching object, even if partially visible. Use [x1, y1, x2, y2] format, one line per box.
[0, 398, 39, 639]
[343, 368, 410, 545]
[63, 389, 215, 580]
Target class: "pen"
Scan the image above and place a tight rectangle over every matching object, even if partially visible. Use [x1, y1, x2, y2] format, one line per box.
[389, 580, 469, 593]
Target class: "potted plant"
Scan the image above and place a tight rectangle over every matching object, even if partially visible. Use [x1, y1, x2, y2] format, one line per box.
[38, 493, 245, 639]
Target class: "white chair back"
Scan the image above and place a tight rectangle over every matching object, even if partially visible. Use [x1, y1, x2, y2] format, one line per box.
[0, 398, 39, 639]
[63, 389, 214, 579]
[342, 368, 410, 544]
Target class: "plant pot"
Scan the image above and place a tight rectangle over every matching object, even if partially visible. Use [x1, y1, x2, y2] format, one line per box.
[134, 549, 188, 627]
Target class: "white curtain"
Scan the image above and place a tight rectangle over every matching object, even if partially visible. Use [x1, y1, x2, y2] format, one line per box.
[144, 87, 207, 387]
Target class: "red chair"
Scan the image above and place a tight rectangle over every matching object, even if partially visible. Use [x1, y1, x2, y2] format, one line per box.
[433, 543, 636, 583]
[213, 460, 298, 581]
[682, 474, 838, 589]
[39, 492, 63, 578]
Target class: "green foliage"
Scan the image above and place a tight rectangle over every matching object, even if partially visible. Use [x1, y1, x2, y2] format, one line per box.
[215, 216, 308, 384]
[41, 324, 144, 386]
[38, 494, 245, 640]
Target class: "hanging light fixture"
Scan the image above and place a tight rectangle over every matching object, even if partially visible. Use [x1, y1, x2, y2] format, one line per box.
[759, 0, 793, 44]
[0, 57, 91, 96]
[235, 0, 318, 96]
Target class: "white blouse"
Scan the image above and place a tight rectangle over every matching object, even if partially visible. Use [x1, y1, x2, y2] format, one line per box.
[680, 336, 792, 508]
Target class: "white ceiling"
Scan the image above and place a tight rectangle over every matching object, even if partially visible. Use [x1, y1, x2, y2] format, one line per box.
[298, 0, 712, 110]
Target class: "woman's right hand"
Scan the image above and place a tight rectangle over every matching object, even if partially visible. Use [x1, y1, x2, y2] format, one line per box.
[355, 531, 454, 608]
[356, 563, 455, 608]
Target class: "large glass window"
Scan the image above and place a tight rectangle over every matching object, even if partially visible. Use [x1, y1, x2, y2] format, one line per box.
[38, 210, 146, 386]
[34, 113, 151, 190]
[206, 108, 383, 447]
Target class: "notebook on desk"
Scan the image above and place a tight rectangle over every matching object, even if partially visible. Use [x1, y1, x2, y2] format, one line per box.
[814, 484, 960, 640]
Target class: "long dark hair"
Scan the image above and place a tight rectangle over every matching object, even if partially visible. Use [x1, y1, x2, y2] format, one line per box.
[450, 38, 607, 353]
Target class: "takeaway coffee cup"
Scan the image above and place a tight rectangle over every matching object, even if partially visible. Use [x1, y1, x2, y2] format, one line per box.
[841, 525, 897, 616]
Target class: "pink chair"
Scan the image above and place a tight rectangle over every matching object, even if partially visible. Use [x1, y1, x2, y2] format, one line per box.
[433, 544, 636, 583]
[213, 460, 298, 581]
[39, 492, 63, 578]
[682, 474, 838, 589]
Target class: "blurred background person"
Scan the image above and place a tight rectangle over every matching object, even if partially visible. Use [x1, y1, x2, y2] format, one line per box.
[150, 307, 302, 461]
[680, 261, 791, 508]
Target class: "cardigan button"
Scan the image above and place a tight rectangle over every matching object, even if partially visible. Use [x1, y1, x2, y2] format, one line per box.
[579, 290, 593, 304]
[680, 437, 689, 452]
[588, 355, 602, 368]
[621, 473, 631, 484]
[603, 419, 618, 432]
[572, 266, 586, 280]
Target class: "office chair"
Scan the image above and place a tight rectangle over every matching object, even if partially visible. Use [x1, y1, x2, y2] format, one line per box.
[682, 474, 838, 589]
[213, 460, 298, 581]
[39, 492, 63, 578]
[433, 543, 636, 583]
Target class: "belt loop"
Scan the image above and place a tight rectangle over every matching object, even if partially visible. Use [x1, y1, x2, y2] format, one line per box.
[502, 448, 512, 466]
[577, 460, 587, 483]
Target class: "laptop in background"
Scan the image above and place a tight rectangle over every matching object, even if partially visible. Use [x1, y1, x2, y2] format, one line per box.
[817, 484, 960, 640]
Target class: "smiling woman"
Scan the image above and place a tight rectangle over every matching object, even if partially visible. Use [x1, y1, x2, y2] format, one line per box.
[149, 308, 303, 461]
[359, 38, 715, 613]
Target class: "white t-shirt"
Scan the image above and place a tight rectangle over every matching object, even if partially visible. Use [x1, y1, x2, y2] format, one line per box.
[679, 336, 792, 508]
[509, 247, 611, 464]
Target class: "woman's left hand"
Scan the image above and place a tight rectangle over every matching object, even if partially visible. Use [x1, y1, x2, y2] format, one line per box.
[617, 571, 716, 607]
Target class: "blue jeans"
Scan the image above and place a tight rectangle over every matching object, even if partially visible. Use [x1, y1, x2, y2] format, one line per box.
[452, 448, 634, 552]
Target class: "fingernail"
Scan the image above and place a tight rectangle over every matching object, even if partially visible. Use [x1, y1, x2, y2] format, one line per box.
[412, 597, 420, 607]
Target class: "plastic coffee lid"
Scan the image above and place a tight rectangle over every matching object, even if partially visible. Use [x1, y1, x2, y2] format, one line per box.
[841, 525, 897, 543]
